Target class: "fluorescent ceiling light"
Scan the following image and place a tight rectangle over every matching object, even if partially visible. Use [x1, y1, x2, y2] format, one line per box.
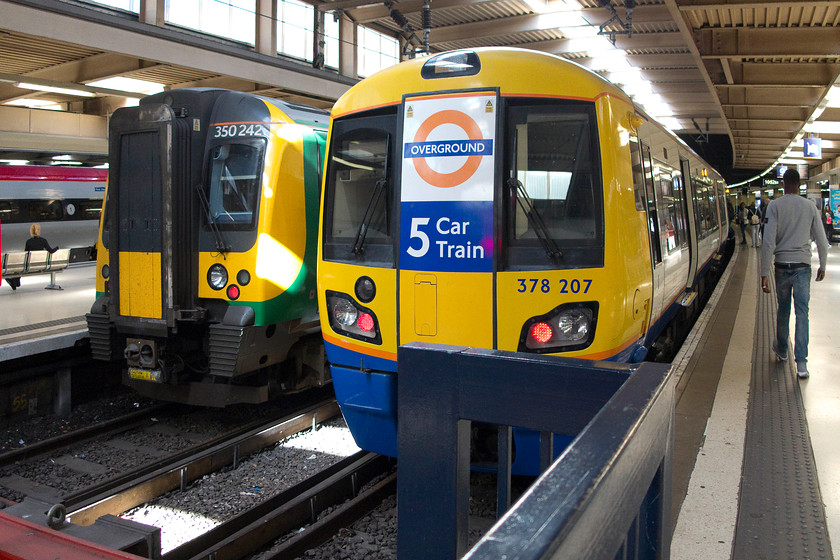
[525, 0, 549, 13]
[825, 85, 840, 108]
[591, 52, 631, 73]
[803, 121, 840, 134]
[657, 117, 682, 131]
[565, 35, 616, 55]
[16, 82, 95, 97]
[4, 98, 63, 110]
[561, 24, 599, 39]
[85, 77, 164, 96]
[0, 159, 30, 165]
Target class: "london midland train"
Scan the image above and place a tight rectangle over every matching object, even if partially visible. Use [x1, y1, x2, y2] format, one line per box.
[317, 47, 732, 472]
[86, 88, 330, 406]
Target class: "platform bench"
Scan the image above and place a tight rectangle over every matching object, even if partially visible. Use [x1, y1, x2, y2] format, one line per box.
[1, 249, 71, 290]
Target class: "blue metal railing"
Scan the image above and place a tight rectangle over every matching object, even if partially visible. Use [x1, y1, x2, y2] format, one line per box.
[396, 342, 674, 560]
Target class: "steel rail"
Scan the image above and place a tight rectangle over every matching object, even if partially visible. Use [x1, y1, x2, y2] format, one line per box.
[65, 399, 340, 526]
[0, 403, 171, 467]
[163, 451, 395, 560]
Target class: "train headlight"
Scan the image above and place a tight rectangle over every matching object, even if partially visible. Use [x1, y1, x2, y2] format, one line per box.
[207, 264, 228, 290]
[333, 298, 358, 327]
[556, 310, 590, 341]
[519, 302, 598, 353]
[326, 291, 382, 344]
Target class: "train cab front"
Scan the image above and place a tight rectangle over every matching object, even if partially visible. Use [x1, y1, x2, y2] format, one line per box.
[318, 49, 657, 473]
[87, 88, 328, 406]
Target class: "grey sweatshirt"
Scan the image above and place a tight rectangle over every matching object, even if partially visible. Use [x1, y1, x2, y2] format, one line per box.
[760, 193, 829, 277]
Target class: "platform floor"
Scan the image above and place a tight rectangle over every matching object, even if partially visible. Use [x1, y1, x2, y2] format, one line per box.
[672, 241, 839, 558]
[0, 262, 96, 361]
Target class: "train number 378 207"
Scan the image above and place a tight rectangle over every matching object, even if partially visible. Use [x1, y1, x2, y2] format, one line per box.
[516, 278, 593, 294]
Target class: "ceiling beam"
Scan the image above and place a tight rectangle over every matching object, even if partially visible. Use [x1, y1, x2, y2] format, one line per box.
[678, 0, 840, 9]
[696, 27, 840, 58]
[427, 5, 674, 44]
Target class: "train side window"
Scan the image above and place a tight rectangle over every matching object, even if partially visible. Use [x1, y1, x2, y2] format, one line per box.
[673, 173, 688, 249]
[658, 174, 679, 253]
[28, 200, 63, 221]
[323, 111, 397, 265]
[630, 136, 646, 212]
[207, 141, 264, 228]
[639, 143, 662, 265]
[692, 174, 713, 237]
[503, 100, 604, 270]
[0, 201, 21, 223]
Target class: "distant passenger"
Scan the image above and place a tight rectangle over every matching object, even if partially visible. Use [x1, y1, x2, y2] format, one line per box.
[738, 202, 749, 244]
[749, 202, 761, 247]
[25, 223, 58, 254]
[5, 223, 58, 291]
[760, 169, 829, 379]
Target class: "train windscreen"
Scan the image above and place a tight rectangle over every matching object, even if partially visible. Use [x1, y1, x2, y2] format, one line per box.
[207, 141, 265, 228]
[323, 112, 397, 265]
[503, 101, 604, 270]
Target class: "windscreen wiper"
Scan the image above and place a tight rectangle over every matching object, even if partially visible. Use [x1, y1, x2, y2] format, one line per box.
[351, 177, 388, 256]
[195, 183, 230, 255]
[508, 177, 563, 261]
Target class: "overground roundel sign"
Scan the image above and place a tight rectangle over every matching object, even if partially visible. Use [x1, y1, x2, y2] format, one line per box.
[409, 110, 485, 188]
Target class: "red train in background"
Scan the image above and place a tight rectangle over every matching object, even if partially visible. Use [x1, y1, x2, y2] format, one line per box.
[0, 165, 106, 251]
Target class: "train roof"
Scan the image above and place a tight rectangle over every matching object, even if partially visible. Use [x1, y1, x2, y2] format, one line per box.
[0, 165, 107, 181]
[332, 47, 630, 119]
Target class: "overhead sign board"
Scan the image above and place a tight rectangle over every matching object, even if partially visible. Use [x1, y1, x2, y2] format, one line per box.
[804, 137, 822, 159]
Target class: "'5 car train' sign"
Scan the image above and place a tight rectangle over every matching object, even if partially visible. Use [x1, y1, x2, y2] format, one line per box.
[400, 91, 496, 272]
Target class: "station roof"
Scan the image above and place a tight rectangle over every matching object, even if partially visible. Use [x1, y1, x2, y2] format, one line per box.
[1, 0, 838, 185]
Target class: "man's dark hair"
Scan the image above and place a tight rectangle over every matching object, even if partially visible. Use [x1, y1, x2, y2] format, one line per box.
[783, 168, 800, 186]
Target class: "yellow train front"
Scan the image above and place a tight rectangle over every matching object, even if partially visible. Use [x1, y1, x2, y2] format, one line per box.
[86, 88, 330, 406]
[317, 48, 729, 473]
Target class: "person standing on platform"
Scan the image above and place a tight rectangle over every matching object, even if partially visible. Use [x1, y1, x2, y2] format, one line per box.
[738, 202, 749, 245]
[749, 202, 761, 247]
[761, 169, 829, 379]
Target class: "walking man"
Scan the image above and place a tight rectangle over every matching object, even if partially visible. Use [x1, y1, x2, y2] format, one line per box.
[760, 169, 829, 379]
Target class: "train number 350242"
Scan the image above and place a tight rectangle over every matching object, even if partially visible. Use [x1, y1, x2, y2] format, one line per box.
[213, 124, 268, 138]
[517, 278, 592, 294]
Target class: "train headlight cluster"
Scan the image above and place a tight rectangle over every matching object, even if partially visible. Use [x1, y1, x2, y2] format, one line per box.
[519, 303, 598, 353]
[326, 291, 381, 344]
[208, 264, 228, 290]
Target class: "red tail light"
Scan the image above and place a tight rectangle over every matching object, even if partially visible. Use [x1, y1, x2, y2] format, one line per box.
[357, 312, 375, 332]
[530, 322, 553, 343]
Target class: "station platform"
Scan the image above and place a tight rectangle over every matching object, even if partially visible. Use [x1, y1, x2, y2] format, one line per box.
[0, 262, 96, 362]
[671, 241, 838, 559]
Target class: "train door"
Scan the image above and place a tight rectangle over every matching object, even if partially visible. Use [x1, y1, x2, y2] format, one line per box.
[397, 91, 498, 349]
[681, 158, 699, 289]
[108, 105, 190, 327]
[637, 141, 665, 327]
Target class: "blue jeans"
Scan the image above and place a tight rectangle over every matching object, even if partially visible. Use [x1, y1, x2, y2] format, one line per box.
[774, 265, 811, 367]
